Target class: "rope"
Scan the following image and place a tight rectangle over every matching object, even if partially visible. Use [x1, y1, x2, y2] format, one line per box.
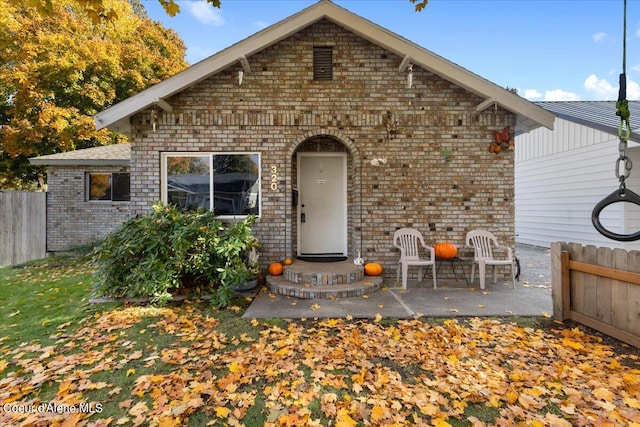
[617, 0, 631, 141]
[623, 0, 627, 72]
[616, 0, 632, 188]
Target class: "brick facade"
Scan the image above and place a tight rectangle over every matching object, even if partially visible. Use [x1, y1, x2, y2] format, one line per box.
[126, 20, 516, 279]
[45, 165, 132, 251]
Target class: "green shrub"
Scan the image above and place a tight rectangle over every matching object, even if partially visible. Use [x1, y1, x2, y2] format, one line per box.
[91, 203, 258, 307]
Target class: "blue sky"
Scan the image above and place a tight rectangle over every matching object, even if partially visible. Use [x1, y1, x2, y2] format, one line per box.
[143, 0, 640, 101]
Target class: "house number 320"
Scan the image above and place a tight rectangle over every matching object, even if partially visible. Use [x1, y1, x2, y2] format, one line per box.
[270, 166, 278, 190]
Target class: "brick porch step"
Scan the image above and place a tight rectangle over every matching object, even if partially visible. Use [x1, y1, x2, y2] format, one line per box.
[282, 258, 364, 285]
[266, 258, 383, 299]
[267, 274, 383, 299]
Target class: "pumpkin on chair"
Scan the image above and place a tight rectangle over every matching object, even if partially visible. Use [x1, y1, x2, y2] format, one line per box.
[434, 242, 458, 259]
[364, 262, 383, 276]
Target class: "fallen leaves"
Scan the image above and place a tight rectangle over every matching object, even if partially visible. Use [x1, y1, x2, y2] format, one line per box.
[0, 306, 639, 427]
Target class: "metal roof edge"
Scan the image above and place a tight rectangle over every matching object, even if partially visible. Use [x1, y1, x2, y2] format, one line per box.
[552, 113, 640, 144]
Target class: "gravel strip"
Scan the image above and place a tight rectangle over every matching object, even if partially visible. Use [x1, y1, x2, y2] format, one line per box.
[515, 243, 551, 287]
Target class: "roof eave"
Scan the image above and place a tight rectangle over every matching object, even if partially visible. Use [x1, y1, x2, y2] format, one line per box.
[28, 158, 130, 166]
[94, 2, 332, 133]
[333, 20, 557, 131]
[551, 112, 640, 143]
[94, 0, 555, 134]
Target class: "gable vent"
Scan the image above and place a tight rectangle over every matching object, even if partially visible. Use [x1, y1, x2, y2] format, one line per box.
[313, 46, 333, 81]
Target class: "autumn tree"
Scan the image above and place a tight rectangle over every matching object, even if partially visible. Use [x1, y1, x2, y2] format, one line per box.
[13, 0, 222, 21]
[0, 0, 188, 188]
[410, 0, 429, 11]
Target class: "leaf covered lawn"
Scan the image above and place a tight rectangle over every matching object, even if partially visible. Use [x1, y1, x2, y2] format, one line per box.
[1, 303, 639, 426]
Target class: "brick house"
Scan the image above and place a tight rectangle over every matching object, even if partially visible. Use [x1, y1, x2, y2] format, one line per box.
[32, 0, 554, 281]
[29, 144, 132, 251]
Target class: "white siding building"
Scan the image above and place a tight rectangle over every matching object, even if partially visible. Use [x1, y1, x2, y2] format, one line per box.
[515, 101, 640, 250]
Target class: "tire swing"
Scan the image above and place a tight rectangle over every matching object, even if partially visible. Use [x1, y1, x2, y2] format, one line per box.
[591, 0, 640, 242]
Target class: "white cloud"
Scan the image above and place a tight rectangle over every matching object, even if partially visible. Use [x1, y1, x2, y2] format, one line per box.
[584, 74, 617, 100]
[584, 74, 640, 100]
[592, 32, 608, 42]
[185, 1, 224, 26]
[544, 89, 580, 101]
[626, 79, 640, 100]
[523, 89, 543, 100]
[522, 88, 579, 101]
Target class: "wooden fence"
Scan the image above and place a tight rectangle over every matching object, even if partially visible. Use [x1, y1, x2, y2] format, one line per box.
[551, 242, 640, 348]
[0, 191, 46, 267]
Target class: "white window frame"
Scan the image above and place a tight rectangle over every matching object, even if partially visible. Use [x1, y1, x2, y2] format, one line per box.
[161, 152, 261, 219]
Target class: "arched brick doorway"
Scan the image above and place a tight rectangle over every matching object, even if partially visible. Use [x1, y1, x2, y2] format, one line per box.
[288, 132, 361, 260]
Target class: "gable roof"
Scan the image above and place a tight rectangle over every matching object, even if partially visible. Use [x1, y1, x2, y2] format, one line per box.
[28, 143, 130, 166]
[535, 101, 640, 143]
[94, 0, 555, 135]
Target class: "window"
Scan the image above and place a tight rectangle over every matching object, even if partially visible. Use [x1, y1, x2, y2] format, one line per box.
[87, 173, 130, 201]
[162, 153, 260, 217]
[313, 46, 333, 80]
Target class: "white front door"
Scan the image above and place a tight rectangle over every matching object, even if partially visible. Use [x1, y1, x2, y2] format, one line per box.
[298, 153, 347, 257]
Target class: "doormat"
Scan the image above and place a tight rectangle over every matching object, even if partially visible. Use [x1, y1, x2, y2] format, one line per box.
[297, 256, 348, 263]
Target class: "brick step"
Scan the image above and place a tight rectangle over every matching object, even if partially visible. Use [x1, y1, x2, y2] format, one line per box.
[282, 258, 364, 285]
[267, 274, 383, 299]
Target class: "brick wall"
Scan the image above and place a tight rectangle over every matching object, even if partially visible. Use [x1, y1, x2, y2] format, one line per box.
[46, 166, 132, 251]
[129, 20, 515, 278]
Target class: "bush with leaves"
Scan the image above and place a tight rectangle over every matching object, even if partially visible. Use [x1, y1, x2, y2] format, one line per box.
[91, 203, 258, 307]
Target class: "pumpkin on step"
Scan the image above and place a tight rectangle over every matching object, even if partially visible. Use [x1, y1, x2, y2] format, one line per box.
[268, 262, 283, 276]
[364, 262, 383, 276]
[434, 242, 458, 259]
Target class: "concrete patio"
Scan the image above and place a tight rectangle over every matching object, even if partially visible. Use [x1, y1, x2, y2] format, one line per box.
[242, 278, 552, 319]
[243, 244, 553, 319]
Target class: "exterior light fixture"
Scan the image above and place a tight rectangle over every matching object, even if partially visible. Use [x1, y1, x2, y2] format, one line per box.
[406, 64, 413, 89]
[151, 107, 157, 132]
[238, 70, 244, 86]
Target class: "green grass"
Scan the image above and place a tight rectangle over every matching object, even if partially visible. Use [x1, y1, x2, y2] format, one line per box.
[0, 255, 108, 347]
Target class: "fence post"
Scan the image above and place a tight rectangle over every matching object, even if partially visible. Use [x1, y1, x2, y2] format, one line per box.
[551, 242, 570, 320]
[561, 251, 571, 320]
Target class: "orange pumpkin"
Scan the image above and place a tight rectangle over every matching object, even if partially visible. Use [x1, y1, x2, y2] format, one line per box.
[434, 242, 458, 259]
[364, 262, 383, 276]
[283, 258, 293, 265]
[268, 262, 283, 276]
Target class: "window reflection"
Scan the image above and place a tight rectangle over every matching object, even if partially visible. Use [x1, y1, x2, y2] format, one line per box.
[165, 154, 260, 216]
[213, 154, 259, 215]
[166, 156, 211, 210]
[88, 173, 130, 201]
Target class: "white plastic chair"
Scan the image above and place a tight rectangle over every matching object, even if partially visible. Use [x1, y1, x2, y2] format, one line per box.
[393, 228, 436, 290]
[465, 230, 515, 289]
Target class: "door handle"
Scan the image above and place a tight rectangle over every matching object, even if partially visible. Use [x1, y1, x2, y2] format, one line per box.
[301, 205, 306, 223]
